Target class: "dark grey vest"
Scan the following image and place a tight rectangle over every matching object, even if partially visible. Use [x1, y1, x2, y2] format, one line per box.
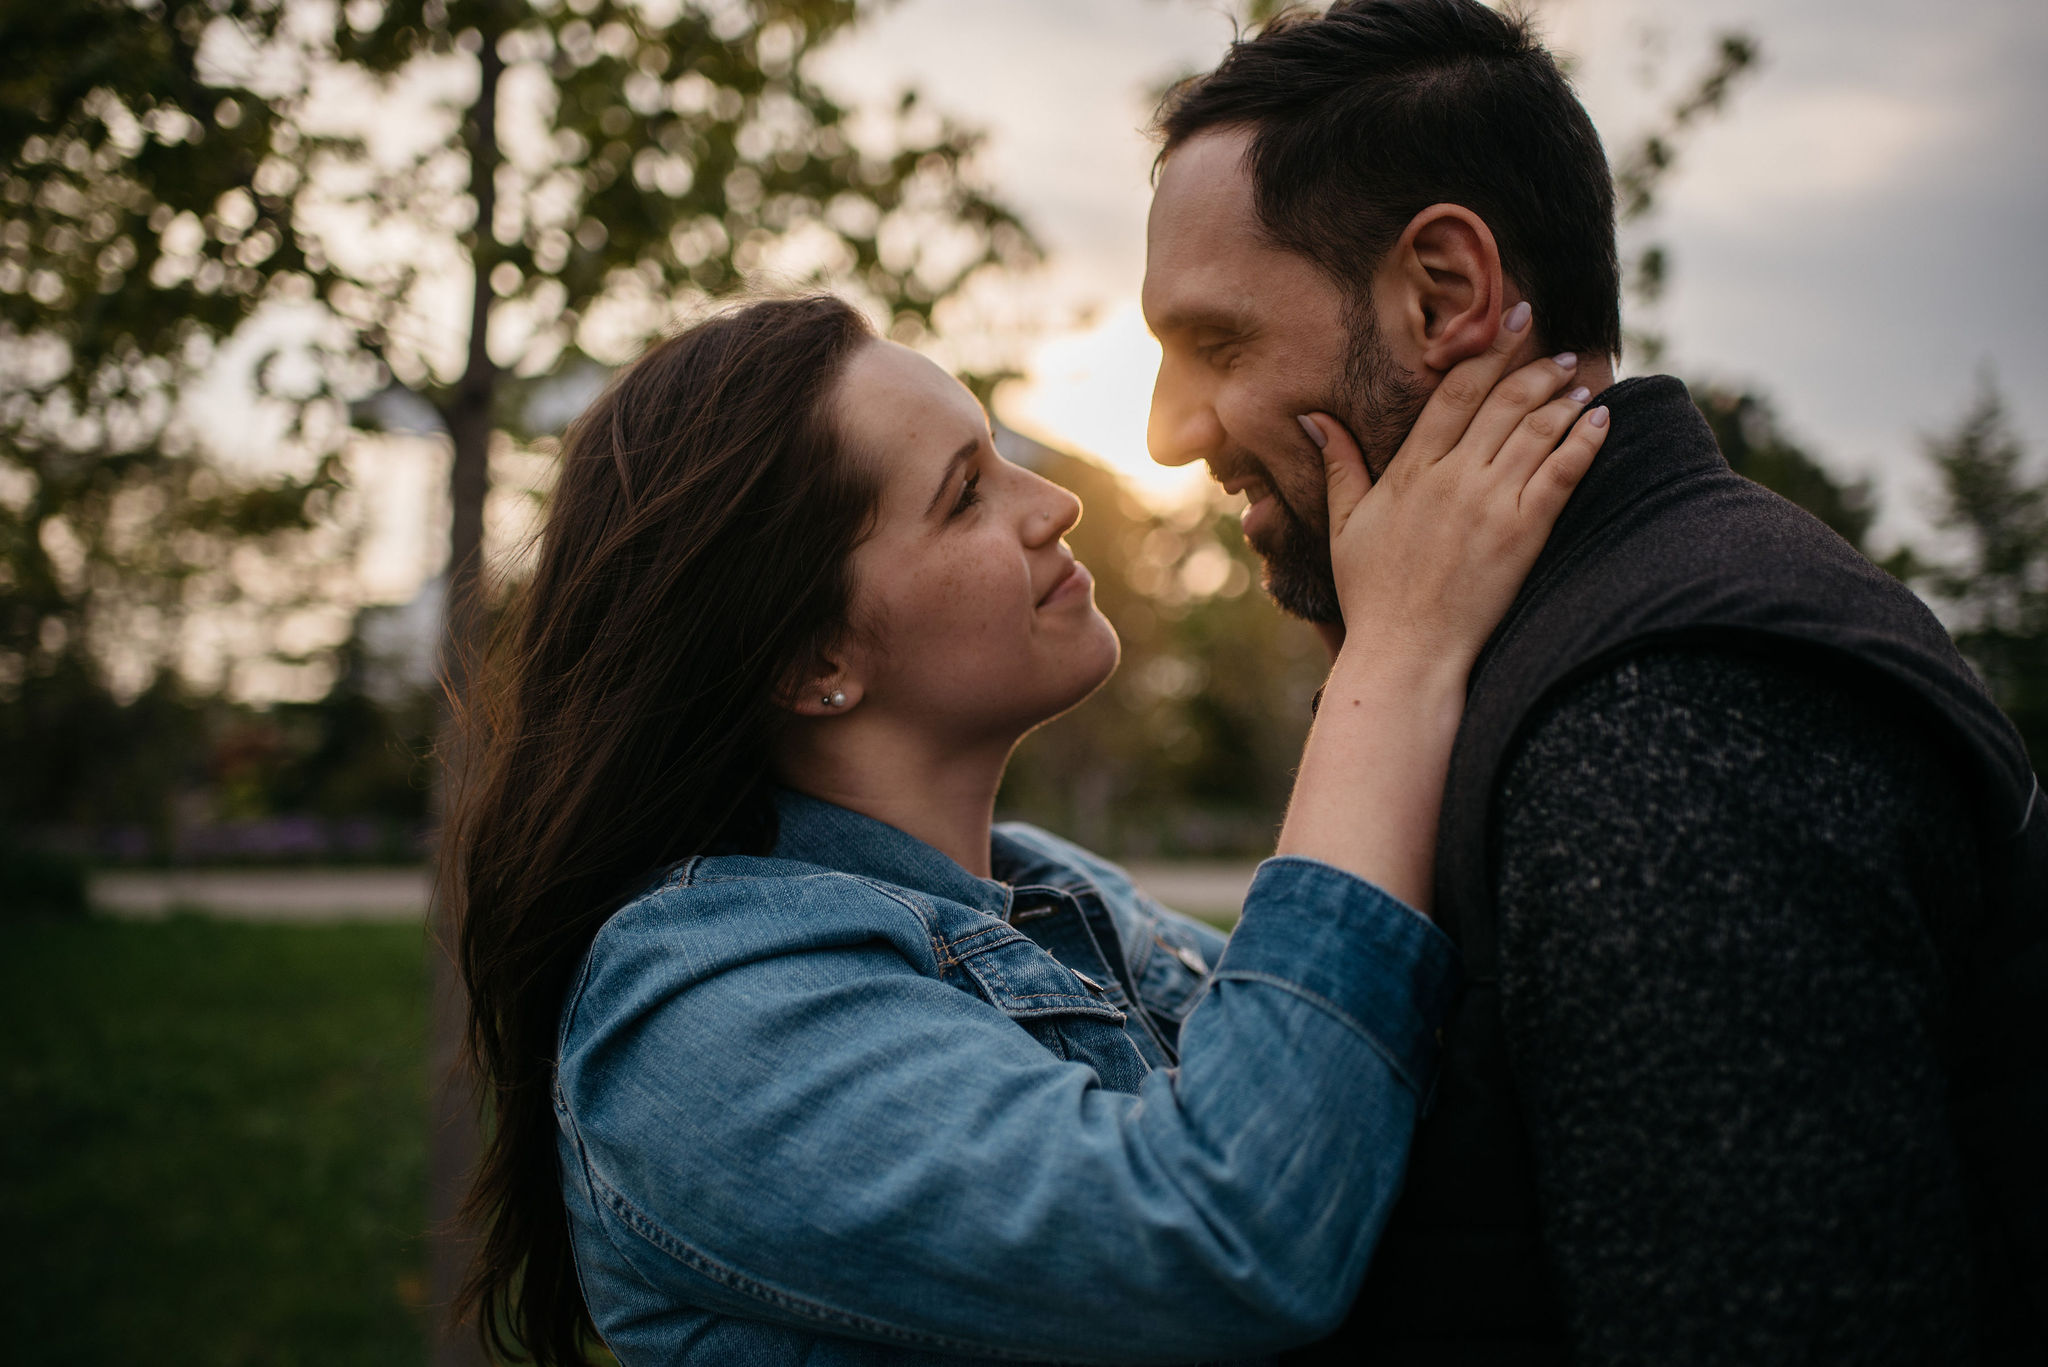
[1289, 376, 2048, 1365]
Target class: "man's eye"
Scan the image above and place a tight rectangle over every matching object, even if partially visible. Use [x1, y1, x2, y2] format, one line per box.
[951, 472, 982, 516]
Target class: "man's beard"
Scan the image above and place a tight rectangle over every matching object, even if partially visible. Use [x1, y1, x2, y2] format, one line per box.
[1253, 307, 1430, 624]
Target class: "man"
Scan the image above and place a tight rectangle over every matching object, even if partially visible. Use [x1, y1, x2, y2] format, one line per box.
[1142, 2, 2048, 1363]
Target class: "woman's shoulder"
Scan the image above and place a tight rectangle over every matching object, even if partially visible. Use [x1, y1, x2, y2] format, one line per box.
[574, 854, 944, 1006]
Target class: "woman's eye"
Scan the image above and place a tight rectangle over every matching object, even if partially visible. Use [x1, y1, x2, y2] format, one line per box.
[950, 472, 982, 517]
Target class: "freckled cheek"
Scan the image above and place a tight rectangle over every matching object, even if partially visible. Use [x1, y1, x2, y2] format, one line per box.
[886, 553, 1030, 655]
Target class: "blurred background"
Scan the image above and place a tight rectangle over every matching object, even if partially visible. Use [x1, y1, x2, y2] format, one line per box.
[3, 0, 2043, 1362]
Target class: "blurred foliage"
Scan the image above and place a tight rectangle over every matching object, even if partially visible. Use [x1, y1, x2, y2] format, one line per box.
[0, 0, 360, 720]
[1610, 31, 1758, 365]
[4, 615, 434, 858]
[1890, 382, 2048, 765]
[0, 916, 429, 1362]
[2, 0, 1033, 851]
[1000, 437, 1328, 856]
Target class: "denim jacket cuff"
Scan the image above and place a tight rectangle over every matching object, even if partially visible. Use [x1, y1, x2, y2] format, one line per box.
[1216, 855, 1461, 1096]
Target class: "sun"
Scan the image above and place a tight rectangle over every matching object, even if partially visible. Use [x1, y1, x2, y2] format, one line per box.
[995, 300, 1212, 509]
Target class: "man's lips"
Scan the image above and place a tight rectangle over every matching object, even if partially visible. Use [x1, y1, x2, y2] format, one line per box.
[1240, 490, 1279, 543]
[1214, 472, 1270, 501]
[1207, 458, 1275, 505]
[1207, 464, 1281, 539]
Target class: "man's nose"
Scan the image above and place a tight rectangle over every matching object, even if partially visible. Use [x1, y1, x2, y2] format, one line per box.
[1147, 359, 1224, 469]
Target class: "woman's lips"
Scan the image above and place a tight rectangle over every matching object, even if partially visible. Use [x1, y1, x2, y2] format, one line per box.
[1038, 559, 1092, 608]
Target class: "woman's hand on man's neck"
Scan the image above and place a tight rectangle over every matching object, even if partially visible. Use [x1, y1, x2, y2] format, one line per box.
[776, 715, 1020, 879]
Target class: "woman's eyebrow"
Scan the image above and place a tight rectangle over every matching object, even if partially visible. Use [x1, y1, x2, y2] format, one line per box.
[924, 437, 980, 516]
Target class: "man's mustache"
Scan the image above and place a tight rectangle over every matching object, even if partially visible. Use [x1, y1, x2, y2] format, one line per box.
[1201, 452, 1277, 496]
[1202, 453, 1318, 533]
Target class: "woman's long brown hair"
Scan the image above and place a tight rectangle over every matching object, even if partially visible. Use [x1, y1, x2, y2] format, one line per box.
[444, 295, 878, 1364]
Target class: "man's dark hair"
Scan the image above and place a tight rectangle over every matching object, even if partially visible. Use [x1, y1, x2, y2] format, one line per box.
[1156, 0, 1621, 357]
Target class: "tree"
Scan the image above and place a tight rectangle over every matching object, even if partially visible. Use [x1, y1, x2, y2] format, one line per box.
[1608, 30, 1759, 365]
[3, 0, 1029, 738]
[3, 2, 1032, 1359]
[0, 1, 357, 819]
[1897, 381, 2048, 764]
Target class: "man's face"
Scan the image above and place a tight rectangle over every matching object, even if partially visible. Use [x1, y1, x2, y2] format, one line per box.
[1143, 127, 1427, 623]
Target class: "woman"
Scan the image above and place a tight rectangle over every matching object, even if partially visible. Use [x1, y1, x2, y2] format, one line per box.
[449, 293, 1605, 1366]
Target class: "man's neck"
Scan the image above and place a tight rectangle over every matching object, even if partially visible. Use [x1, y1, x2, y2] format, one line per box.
[1512, 340, 1615, 398]
[776, 715, 1016, 879]
[1575, 353, 1618, 397]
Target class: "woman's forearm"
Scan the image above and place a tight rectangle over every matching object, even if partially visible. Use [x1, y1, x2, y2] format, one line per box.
[1276, 320, 1613, 917]
[560, 863, 1458, 1362]
[1275, 646, 1470, 916]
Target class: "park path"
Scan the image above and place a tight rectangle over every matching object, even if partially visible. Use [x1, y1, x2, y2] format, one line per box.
[90, 868, 434, 922]
[89, 862, 1259, 925]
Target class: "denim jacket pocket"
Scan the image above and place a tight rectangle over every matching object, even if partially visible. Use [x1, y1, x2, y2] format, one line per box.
[944, 925, 1152, 1095]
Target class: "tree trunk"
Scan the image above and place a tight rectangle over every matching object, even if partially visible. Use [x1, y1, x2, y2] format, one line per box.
[428, 23, 504, 1367]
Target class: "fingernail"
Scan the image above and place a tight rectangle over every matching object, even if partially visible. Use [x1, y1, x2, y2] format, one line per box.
[1568, 386, 1591, 403]
[1504, 301, 1532, 333]
[1588, 406, 1610, 429]
[1553, 352, 1578, 370]
[1295, 414, 1327, 449]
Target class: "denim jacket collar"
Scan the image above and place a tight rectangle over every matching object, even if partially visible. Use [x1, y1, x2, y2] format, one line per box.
[771, 788, 1017, 918]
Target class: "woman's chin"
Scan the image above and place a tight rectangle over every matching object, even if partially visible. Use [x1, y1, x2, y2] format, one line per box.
[1037, 616, 1122, 724]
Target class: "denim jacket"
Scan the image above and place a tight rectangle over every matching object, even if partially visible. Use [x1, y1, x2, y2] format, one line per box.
[554, 791, 1459, 1366]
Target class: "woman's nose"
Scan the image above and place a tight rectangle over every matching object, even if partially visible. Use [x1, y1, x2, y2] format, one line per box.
[1025, 477, 1083, 546]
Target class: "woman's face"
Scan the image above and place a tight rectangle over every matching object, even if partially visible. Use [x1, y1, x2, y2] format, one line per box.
[833, 339, 1120, 743]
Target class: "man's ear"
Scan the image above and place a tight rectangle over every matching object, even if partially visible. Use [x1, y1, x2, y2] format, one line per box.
[1378, 203, 1509, 373]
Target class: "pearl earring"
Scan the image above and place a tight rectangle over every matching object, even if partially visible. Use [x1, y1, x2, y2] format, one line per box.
[823, 690, 846, 708]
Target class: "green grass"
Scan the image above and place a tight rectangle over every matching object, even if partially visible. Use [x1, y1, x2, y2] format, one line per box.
[0, 916, 431, 1366]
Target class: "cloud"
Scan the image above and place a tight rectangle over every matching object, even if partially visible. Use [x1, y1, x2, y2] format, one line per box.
[1665, 86, 1966, 226]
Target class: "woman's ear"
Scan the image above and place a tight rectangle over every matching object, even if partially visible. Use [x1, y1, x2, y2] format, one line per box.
[780, 658, 865, 718]
[1379, 203, 1508, 373]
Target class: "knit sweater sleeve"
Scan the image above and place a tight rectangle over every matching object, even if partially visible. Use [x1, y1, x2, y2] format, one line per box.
[1493, 643, 1982, 1366]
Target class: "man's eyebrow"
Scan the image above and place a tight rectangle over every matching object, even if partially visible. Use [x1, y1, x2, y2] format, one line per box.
[1147, 302, 1243, 339]
[924, 438, 980, 516]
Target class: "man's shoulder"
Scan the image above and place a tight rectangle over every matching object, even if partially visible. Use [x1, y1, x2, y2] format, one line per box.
[1517, 639, 1928, 763]
[1498, 638, 1972, 864]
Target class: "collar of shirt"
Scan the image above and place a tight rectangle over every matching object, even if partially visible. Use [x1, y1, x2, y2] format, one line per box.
[769, 789, 1131, 924]
[768, 788, 1023, 918]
